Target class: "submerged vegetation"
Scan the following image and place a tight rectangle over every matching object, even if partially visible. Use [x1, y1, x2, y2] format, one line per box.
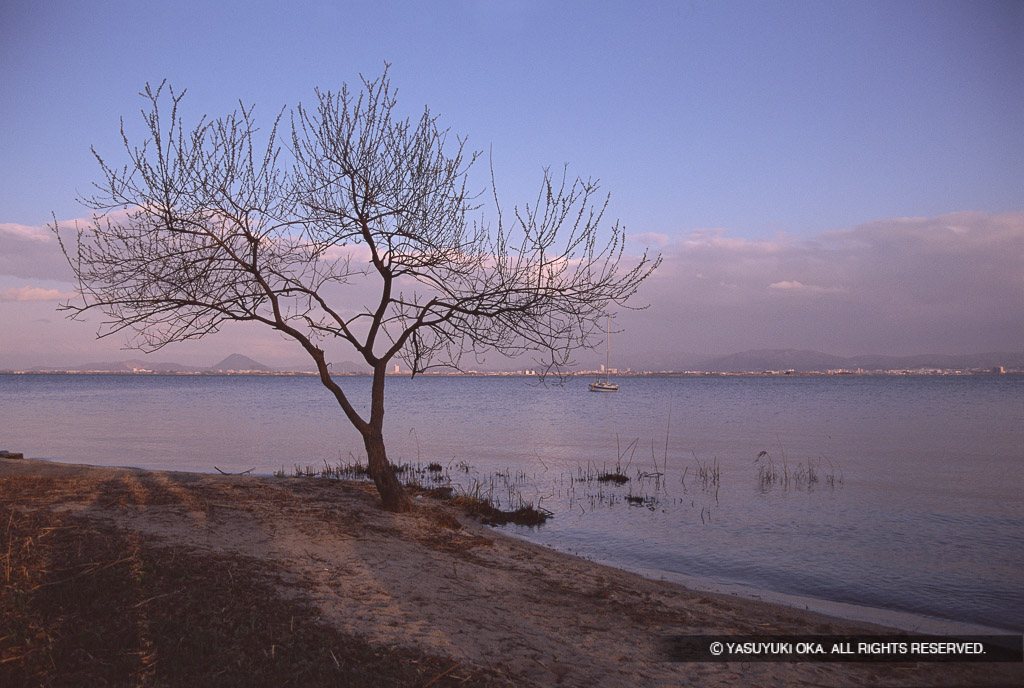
[595, 436, 637, 483]
[282, 436, 842, 530]
[284, 458, 552, 527]
[755, 450, 843, 492]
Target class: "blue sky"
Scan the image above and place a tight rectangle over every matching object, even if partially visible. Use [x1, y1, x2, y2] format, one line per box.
[1, 0, 1022, 368]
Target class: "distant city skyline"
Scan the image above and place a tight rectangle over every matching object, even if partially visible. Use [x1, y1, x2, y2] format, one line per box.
[6, 346, 1023, 378]
[2, 1, 1022, 369]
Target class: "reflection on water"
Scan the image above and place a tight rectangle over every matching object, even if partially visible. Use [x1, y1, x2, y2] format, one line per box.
[2, 373, 1022, 631]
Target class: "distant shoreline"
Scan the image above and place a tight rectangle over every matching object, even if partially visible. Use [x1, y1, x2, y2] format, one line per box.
[3, 368, 1020, 377]
[6, 347, 1021, 377]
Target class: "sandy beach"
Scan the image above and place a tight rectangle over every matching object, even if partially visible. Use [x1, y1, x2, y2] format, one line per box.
[2, 457, 1019, 687]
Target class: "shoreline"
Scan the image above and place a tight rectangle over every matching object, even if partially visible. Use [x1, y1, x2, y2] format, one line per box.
[3, 457, 1020, 686]
[6, 458, 1002, 637]
[541, 551, 1016, 639]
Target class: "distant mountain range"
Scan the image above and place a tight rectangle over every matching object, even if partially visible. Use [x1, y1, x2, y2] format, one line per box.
[35, 353, 374, 374]
[36, 353, 281, 374]
[20, 349, 1024, 374]
[208, 353, 276, 372]
[672, 349, 1024, 373]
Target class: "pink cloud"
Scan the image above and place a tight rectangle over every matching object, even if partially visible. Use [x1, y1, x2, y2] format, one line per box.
[627, 231, 671, 248]
[769, 280, 847, 294]
[0, 286, 78, 302]
[616, 210, 1024, 360]
[0, 222, 53, 242]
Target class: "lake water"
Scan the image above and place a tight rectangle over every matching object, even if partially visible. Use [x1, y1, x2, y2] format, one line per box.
[2, 373, 1022, 633]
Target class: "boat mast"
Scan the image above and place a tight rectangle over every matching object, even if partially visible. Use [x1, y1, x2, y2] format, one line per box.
[605, 316, 611, 381]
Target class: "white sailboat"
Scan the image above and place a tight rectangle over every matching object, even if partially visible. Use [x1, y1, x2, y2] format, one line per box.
[589, 317, 619, 392]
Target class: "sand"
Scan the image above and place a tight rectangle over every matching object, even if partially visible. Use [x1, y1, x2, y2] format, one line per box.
[2, 457, 1019, 687]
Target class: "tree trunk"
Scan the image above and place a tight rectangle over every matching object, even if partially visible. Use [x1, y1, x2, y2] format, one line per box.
[363, 430, 413, 513]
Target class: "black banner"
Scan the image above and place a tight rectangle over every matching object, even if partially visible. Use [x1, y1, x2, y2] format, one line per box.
[663, 635, 1023, 663]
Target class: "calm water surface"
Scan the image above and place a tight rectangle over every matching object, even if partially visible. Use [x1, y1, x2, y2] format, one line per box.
[2, 373, 1022, 632]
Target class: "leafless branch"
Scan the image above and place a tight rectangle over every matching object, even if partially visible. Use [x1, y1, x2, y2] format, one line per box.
[52, 67, 661, 511]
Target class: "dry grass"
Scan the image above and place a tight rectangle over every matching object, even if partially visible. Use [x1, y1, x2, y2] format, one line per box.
[289, 460, 551, 527]
[0, 476, 507, 688]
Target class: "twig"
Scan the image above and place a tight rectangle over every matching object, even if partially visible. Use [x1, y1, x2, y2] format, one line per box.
[133, 587, 185, 608]
[34, 555, 136, 588]
[422, 662, 460, 688]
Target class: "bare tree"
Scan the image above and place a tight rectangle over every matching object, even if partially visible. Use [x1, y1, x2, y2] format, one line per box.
[54, 68, 660, 512]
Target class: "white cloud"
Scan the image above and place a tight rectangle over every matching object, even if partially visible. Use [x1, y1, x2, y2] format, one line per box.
[768, 280, 804, 290]
[768, 280, 846, 294]
[0, 286, 78, 302]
